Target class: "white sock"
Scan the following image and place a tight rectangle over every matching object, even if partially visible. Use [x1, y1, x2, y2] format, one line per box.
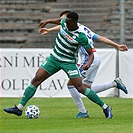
[91, 81, 116, 93]
[68, 86, 87, 113]
[17, 104, 24, 110]
[102, 104, 108, 109]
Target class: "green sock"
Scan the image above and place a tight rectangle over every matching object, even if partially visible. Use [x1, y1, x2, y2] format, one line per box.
[84, 88, 104, 107]
[20, 84, 37, 106]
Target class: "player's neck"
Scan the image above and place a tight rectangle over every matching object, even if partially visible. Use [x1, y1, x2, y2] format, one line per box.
[68, 25, 78, 31]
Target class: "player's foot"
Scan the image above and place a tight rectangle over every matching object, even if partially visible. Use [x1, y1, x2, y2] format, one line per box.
[76, 111, 89, 118]
[114, 78, 128, 94]
[3, 105, 22, 116]
[103, 106, 113, 119]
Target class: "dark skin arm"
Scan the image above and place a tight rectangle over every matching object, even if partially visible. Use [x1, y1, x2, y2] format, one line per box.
[39, 18, 61, 28]
[82, 48, 94, 70]
[67, 48, 94, 86]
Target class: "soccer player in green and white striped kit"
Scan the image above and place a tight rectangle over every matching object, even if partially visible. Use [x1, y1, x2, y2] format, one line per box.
[39, 11, 128, 119]
[4, 12, 113, 118]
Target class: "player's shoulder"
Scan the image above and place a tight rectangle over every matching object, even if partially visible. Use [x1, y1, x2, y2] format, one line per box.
[77, 30, 88, 40]
[77, 32, 88, 44]
[61, 17, 66, 25]
[78, 23, 91, 32]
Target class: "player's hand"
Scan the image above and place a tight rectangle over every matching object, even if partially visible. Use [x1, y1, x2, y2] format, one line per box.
[82, 64, 90, 70]
[39, 28, 49, 35]
[39, 20, 47, 28]
[118, 45, 128, 51]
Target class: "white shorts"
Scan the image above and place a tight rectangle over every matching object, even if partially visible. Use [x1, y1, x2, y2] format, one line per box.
[78, 52, 100, 86]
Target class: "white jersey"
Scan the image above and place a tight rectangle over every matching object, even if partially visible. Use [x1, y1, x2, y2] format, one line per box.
[77, 23, 99, 66]
[77, 23, 101, 85]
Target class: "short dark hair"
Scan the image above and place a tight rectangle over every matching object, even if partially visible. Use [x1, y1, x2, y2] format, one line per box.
[66, 12, 79, 21]
[60, 10, 71, 17]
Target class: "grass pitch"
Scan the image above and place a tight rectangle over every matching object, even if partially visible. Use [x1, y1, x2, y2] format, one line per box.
[0, 97, 132, 133]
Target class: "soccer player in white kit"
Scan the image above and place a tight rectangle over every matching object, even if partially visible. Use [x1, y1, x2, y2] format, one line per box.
[39, 11, 128, 118]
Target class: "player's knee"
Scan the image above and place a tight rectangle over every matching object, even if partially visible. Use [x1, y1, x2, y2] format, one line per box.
[74, 84, 85, 94]
[67, 79, 73, 86]
[31, 76, 43, 87]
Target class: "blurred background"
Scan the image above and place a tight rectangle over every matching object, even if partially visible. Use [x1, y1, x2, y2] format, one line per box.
[0, 0, 132, 98]
[0, 0, 133, 48]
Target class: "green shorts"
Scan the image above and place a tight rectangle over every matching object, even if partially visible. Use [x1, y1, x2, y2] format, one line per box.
[40, 54, 80, 78]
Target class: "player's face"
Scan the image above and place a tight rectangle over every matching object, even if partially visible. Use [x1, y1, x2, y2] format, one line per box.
[66, 18, 78, 31]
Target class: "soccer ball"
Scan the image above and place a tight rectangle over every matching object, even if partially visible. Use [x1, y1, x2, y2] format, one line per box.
[25, 105, 40, 119]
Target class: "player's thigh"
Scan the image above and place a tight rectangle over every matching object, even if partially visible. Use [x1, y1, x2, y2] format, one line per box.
[31, 67, 51, 86]
[82, 58, 100, 86]
[83, 66, 99, 85]
[61, 62, 86, 92]
[67, 79, 72, 85]
[70, 77, 85, 93]
[40, 55, 60, 75]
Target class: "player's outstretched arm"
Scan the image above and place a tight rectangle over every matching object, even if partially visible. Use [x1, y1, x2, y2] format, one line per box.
[97, 35, 128, 51]
[39, 25, 61, 35]
[39, 18, 61, 28]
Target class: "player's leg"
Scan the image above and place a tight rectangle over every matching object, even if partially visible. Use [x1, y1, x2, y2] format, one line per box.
[71, 76, 104, 106]
[70, 76, 112, 118]
[3, 67, 51, 116]
[67, 52, 100, 118]
[64, 62, 112, 118]
[3, 55, 60, 116]
[18, 56, 60, 110]
[83, 76, 128, 94]
[90, 78, 128, 94]
[67, 79, 88, 118]
[81, 53, 127, 94]
[19, 67, 51, 108]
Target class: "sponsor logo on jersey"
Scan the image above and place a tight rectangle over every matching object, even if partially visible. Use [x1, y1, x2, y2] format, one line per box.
[60, 29, 77, 43]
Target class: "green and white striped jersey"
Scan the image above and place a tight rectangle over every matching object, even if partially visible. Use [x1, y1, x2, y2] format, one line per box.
[51, 18, 91, 63]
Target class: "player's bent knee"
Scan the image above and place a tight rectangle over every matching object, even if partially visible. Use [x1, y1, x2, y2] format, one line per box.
[67, 79, 73, 86]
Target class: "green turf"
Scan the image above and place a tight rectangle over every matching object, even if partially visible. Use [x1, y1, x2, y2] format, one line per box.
[0, 97, 132, 133]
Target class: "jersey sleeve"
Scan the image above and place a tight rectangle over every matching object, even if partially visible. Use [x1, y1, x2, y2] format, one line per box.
[82, 26, 99, 41]
[79, 33, 91, 49]
[92, 33, 99, 41]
